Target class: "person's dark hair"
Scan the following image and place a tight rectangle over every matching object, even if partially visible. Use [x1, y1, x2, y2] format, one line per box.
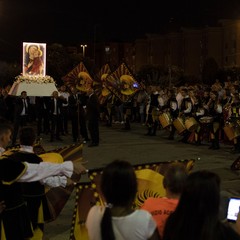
[163, 170, 221, 240]
[0, 122, 13, 137]
[163, 163, 188, 194]
[100, 159, 137, 240]
[181, 87, 188, 93]
[19, 127, 36, 146]
[168, 89, 176, 97]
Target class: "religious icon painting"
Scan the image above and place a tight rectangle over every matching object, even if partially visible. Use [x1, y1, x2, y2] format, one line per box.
[22, 42, 46, 76]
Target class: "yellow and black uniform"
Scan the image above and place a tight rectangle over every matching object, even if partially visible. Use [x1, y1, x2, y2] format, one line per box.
[0, 150, 51, 240]
[0, 154, 30, 240]
[146, 92, 161, 136]
[9, 150, 51, 237]
[192, 97, 205, 145]
[163, 95, 178, 140]
[207, 96, 223, 150]
[179, 95, 193, 143]
[229, 101, 240, 153]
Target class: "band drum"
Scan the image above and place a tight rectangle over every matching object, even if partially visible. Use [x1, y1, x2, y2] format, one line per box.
[159, 112, 172, 128]
[173, 117, 186, 134]
[223, 122, 240, 141]
[185, 117, 199, 132]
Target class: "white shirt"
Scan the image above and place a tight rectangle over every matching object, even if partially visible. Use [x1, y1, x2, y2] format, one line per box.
[0, 147, 5, 156]
[19, 145, 68, 187]
[18, 161, 73, 183]
[53, 98, 58, 115]
[29, 96, 36, 104]
[170, 101, 178, 111]
[21, 98, 28, 116]
[0, 146, 73, 184]
[181, 96, 192, 114]
[60, 91, 69, 107]
[176, 92, 183, 109]
[216, 104, 223, 114]
[86, 205, 157, 240]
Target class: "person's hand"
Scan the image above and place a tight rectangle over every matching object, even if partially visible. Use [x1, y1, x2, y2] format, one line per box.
[66, 178, 75, 186]
[0, 201, 6, 214]
[73, 161, 88, 175]
[235, 208, 240, 235]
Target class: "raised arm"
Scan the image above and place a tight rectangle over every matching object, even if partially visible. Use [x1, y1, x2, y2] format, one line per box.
[18, 161, 87, 182]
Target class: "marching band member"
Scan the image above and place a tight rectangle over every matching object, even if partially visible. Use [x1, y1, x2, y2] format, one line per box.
[145, 85, 164, 136]
[178, 88, 193, 143]
[164, 89, 178, 140]
[205, 90, 223, 150]
[201, 88, 211, 107]
[189, 91, 205, 145]
[228, 93, 240, 153]
[221, 88, 232, 125]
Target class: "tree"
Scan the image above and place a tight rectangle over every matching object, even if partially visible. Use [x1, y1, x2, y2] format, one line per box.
[46, 44, 72, 86]
[137, 64, 184, 88]
[0, 61, 21, 87]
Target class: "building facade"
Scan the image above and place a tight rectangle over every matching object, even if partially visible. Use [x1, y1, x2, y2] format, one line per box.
[67, 19, 240, 79]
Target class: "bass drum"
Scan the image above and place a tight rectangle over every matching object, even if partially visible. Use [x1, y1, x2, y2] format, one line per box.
[223, 122, 240, 141]
[159, 112, 172, 128]
[173, 117, 186, 134]
[185, 117, 199, 132]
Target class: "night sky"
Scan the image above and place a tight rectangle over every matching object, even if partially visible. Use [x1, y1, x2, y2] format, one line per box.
[1, 0, 240, 52]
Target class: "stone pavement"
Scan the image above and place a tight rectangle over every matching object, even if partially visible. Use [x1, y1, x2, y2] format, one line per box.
[42, 122, 240, 239]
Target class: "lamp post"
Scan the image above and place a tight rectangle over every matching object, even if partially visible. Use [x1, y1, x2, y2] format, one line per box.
[105, 46, 110, 62]
[80, 44, 87, 57]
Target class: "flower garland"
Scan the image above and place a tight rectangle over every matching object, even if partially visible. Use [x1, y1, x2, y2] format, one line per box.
[15, 74, 55, 84]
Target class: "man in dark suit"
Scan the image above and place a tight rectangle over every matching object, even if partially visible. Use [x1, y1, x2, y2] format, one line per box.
[68, 86, 89, 143]
[35, 96, 50, 136]
[49, 91, 67, 142]
[12, 91, 30, 145]
[0, 89, 9, 120]
[86, 86, 100, 147]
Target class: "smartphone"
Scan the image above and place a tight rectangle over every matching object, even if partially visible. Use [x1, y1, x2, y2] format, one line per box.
[132, 83, 139, 88]
[227, 197, 240, 222]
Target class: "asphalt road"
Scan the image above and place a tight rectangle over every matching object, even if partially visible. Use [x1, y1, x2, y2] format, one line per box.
[42, 122, 240, 239]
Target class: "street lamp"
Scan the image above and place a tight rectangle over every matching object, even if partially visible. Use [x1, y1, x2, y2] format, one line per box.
[80, 44, 87, 57]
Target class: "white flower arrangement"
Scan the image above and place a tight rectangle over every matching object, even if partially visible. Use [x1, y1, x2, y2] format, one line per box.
[15, 74, 55, 84]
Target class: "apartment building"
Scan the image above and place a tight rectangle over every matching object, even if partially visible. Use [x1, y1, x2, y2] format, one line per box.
[67, 19, 240, 79]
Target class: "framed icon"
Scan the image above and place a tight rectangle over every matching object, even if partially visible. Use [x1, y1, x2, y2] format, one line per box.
[22, 42, 46, 76]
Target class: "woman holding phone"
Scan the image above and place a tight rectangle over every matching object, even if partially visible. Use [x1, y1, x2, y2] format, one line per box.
[163, 170, 240, 240]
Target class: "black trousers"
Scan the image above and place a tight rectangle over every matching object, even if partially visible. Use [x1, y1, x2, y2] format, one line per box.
[50, 114, 61, 140]
[12, 115, 28, 145]
[88, 118, 99, 144]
